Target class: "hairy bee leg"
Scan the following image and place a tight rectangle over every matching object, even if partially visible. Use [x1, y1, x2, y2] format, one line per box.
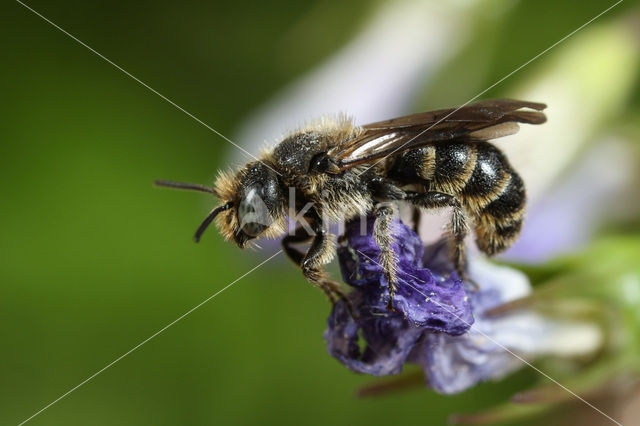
[305, 267, 358, 317]
[305, 266, 357, 319]
[310, 271, 339, 304]
[287, 214, 355, 316]
[369, 177, 405, 310]
[373, 203, 399, 312]
[301, 227, 334, 277]
[283, 225, 335, 295]
[281, 226, 313, 266]
[282, 226, 352, 307]
[450, 206, 477, 289]
[405, 191, 471, 283]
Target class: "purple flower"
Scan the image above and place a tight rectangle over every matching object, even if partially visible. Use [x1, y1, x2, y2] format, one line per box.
[337, 217, 473, 333]
[324, 217, 474, 377]
[325, 216, 601, 394]
[409, 259, 532, 394]
[325, 297, 424, 376]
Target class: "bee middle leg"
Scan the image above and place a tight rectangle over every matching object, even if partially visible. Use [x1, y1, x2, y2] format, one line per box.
[405, 191, 471, 283]
[373, 203, 400, 311]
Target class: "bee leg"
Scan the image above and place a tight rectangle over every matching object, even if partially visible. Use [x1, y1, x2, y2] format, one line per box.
[304, 267, 357, 319]
[300, 216, 335, 280]
[305, 268, 357, 318]
[373, 203, 399, 312]
[448, 202, 467, 274]
[405, 191, 473, 286]
[281, 225, 313, 266]
[288, 214, 356, 317]
[411, 206, 421, 234]
[369, 178, 406, 310]
[282, 225, 335, 295]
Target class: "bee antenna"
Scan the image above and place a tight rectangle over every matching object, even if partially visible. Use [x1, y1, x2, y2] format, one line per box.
[194, 202, 233, 243]
[154, 179, 217, 196]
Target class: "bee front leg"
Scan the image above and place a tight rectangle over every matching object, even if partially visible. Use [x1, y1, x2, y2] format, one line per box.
[292, 213, 354, 314]
[283, 224, 336, 299]
[373, 203, 400, 311]
[282, 225, 313, 266]
[300, 220, 334, 282]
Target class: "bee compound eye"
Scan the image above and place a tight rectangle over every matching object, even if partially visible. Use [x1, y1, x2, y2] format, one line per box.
[237, 187, 272, 237]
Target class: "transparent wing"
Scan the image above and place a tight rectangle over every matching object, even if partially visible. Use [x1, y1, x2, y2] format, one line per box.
[328, 99, 546, 170]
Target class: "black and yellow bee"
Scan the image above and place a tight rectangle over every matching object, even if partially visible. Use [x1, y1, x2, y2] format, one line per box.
[156, 99, 546, 310]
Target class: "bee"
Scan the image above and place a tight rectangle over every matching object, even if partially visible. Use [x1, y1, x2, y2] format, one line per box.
[156, 99, 546, 310]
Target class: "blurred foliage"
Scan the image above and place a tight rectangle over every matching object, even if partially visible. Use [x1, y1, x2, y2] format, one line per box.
[416, 0, 637, 109]
[1, 1, 639, 425]
[471, 235, 640, 424]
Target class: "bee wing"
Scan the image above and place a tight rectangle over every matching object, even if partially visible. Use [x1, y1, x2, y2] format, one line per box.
[329, 99, 546, 170]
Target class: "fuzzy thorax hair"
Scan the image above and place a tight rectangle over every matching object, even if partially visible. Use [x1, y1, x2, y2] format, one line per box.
[288, 113, 362, 145]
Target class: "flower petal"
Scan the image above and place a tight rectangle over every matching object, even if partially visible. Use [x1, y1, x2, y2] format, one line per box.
[324, 296, 423, 376]
[412, 259, 533, 394]
[337, 217, 473, 334]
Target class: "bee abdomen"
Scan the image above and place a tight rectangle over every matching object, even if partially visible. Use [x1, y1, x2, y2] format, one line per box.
[459, 143, 511, 208]
[431, 142, 477, 193]
[389, 141, 526, 255]
[482, 171, 526, 220]
[474, 171, 526, 255]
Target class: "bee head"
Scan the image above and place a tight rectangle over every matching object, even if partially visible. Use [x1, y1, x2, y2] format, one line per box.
[223, 162, 286, 248]
[155, 162, 286, 247]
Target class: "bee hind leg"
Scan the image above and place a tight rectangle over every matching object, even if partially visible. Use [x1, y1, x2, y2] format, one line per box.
[404, 191, 475, 288]
[449, 204, 478, 290]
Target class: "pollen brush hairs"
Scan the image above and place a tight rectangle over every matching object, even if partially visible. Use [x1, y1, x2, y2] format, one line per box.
[156, 99, 547, 311]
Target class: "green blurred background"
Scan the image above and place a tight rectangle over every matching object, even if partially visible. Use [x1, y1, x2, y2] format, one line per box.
[2, 1, 639, 425]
